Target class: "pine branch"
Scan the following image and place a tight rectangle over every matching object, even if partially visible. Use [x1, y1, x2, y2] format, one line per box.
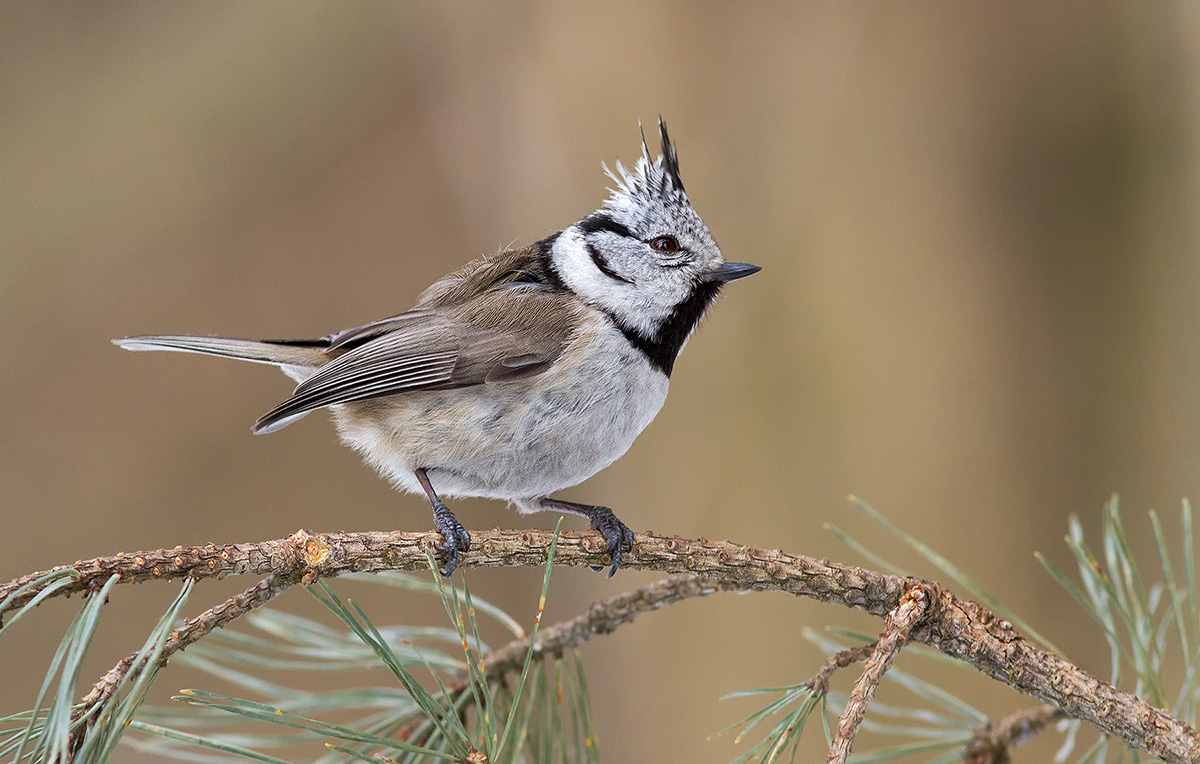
[803, 642, 876, 698]
[482, 574, 737, 677]
[4, 528, 1198, 763]
[68, 573, 300, 754]
[827, 585, 930, 763]
[964, 704, 1068, 764]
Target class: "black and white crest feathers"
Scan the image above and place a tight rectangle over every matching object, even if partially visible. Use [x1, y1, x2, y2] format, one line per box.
[603, 117, 689, 216]
[655, 119, 686, 195]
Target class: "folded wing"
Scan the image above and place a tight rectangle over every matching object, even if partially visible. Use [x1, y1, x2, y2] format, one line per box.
[253, 288, 577, 434]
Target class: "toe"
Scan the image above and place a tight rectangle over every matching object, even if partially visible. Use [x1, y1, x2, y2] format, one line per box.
[439, 547, 459, 578]
[435, 528, 463, 577]
[583, 508, 634, 577]
[605, 531, 622, 556]
[604, 523, 627, 577]
[605, 546, 622, 578]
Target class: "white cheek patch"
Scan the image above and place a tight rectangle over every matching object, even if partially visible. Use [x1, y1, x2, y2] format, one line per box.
[553, 228, 620, 302]
[552, 228, 672, 338]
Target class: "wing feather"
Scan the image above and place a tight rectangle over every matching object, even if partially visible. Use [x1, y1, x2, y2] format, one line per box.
[252, 259, 581, 434]
[322, 309, 434, 350]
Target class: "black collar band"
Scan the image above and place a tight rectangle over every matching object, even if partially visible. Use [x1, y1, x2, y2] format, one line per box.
[604, 280, 722, 377]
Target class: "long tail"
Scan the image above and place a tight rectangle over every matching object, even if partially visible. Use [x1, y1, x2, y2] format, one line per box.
[113, 335, 333, 432]
[113, 335, 330, 367]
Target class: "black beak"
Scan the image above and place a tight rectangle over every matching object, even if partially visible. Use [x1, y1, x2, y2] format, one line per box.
[710, 262, 762, 283]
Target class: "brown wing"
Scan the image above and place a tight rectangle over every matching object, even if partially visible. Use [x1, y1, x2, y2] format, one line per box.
[414, 242, 560, 308]
[317, 244, 559, 351]
[321, 309, 434, 351]
[253, 248, 578, 433]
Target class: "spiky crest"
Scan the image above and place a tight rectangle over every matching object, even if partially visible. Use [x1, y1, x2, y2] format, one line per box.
[602, 117, 688, 220]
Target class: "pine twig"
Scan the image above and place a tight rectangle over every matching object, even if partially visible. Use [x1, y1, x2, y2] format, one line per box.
[383, 575, 735, 751]
[804, 642, 877, 698]
[68, 572, 301, 755]
[964, 704, 1067, 763]
[828, 585, 930, 764]
[483, 574, 737, 676]
[4, 528, 1199, 763]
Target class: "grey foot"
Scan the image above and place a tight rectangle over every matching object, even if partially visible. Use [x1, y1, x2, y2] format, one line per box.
[432, 501, 470, 577]
[588, 507, 635, 578]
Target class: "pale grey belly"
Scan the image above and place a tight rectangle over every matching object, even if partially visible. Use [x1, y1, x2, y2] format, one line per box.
[330, 347, 668, 504]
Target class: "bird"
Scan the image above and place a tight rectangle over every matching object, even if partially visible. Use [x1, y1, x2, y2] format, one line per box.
[114, 119, 759, 578]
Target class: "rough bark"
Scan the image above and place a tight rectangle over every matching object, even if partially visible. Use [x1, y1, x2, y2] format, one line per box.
[4, 528, 1197, 763]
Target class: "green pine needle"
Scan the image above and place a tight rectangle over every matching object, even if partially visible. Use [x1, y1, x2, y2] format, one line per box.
[841, 738, 962, 763]
[173, 689, 455, 760]
[823, 522, 910, 578]
[355, 571, 525, 639]
[0, 569, 81, 641]
[129, 720, 296, 764]
[850, 496, 1065, 657]
[128, 519, 599, 764]
[495, 518, 561, 762]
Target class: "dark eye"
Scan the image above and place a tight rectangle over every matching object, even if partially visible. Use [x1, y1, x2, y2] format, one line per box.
[650, 236, 679, 253]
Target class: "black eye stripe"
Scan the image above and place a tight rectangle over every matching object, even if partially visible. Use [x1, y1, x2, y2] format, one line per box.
[578, 213, 634, 239]
[586, 241, 633, 284]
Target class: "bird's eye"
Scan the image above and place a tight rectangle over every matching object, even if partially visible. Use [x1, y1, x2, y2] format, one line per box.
[650, 236, 679, 253]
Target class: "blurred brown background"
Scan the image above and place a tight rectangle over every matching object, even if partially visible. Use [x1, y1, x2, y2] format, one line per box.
[2, 2, 1199, 762]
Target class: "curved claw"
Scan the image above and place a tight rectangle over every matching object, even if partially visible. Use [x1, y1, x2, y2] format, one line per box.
[589, 510, 635, 578]
[432, 502, 471, 578]
[538, 497, 635, 578]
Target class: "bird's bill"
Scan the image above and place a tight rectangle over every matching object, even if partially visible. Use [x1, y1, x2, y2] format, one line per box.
[709, 262, 762, 283]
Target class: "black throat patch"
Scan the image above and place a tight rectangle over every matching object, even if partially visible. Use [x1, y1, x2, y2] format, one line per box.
[607, 280, 723, 377]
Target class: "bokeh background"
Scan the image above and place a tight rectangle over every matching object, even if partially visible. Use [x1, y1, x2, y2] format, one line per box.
[3, 2, 1199, 761]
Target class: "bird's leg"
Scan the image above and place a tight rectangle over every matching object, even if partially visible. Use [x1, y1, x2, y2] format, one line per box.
[415, 468, 471, 577]
[539, 498, 635, 578]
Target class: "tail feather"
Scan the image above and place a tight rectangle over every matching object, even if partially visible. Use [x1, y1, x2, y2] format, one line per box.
[113, 335, 335, 432]
[113, 335, 329, 367]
